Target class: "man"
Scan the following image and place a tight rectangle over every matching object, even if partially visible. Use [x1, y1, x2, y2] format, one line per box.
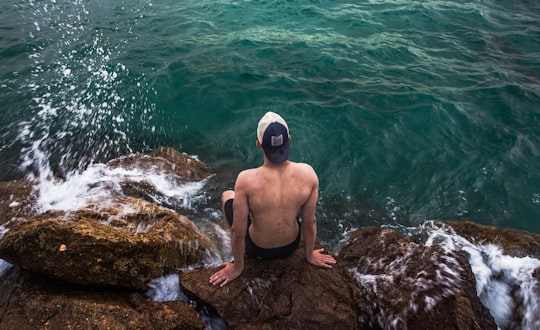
[209, 112, 336, 287]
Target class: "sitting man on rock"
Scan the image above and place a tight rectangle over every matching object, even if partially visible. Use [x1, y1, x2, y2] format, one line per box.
[210, 112, 336, 287]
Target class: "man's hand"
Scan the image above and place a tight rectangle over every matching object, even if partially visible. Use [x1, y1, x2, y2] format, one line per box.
[306, 248, 336, 268]
[209, 262, 243, 287]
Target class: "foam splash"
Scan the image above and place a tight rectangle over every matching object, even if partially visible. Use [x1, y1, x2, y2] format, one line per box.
[146, 274, 189, 302]
[0, 226, 13, 277]
[36, 163, 207, 213]
[17, 0, 155, 184]
[146, 273, 227, 330]
[348, 240, 465, 329]
[0, 260, 12, 278]
[423, 222, 540, 330]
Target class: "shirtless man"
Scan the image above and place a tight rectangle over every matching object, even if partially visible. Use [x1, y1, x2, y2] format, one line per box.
[210, 112, 336, 287]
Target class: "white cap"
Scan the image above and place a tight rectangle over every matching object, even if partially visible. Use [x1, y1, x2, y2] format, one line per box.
[257, 112, 290, 163]
[257, 112, 289, 144]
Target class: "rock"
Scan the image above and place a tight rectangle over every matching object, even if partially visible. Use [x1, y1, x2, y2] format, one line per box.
[434, 221, 540, 329]
[0, 197, 218, 290]
[338, 227, 497, 330]
[180, 244, 360, 330]
[105, 147, 214, 213]
[0, 180, 36, 227]
[444, 220, 540, 258]
[107, 146, 212, 183]
[0, 266, 204, 329]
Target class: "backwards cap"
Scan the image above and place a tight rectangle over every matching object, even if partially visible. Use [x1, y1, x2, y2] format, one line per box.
[257, 112, 290, 163]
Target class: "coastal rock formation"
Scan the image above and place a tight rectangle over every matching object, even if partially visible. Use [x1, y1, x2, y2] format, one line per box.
[0, 197, 217, 290]
[2, 146, 539, 329]
[338, 226, 497, 330]
[107, 146, 212, 182]
[0, 180, 36, 227]
[0, 266, 204, 329]
[180, 244, 360, 330]
[105, 146, 213, 212]
[438, 221, 540, 329]
[444, 220, 540, 258]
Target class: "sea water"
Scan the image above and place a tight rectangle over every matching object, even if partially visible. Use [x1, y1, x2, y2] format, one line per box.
[1, 0, 540, 328]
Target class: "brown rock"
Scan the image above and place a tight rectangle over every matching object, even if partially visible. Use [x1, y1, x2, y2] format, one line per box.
[107, 146, 211, 183]
[0, 180, 36, 226]
[444, 220, 540, 258]
[338, 227, 497, 330]
[0, 197, 217, 289]
[0, 266, 204, 329]
[105, 147, 213, 209]
[180, 245, 359, 330]
[437, 220, 540, 329]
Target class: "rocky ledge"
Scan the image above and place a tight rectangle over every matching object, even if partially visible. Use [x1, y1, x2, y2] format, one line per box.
[1, 147, 538, 329]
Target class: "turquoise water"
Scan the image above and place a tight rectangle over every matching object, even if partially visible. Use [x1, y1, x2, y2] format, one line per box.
[1, 0, 540, 245]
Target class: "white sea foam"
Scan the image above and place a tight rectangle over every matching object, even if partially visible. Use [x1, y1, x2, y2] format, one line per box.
[348, 236, 464, 329]
[36, 163, 207, 212]
[0, 260, 12, 278]
[146, 274, 189, 302]
[207, 224, 232, 263]
[0, 225, 13, 277]
[423, 222, 540, 330]
[0, 224, 8, 240]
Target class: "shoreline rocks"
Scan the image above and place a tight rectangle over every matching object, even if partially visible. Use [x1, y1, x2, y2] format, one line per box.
[0, 147, 538, 329]
[0, 266, 205, 329]
[339, 226, 497, 330]
[0, 180, 37, 227]
[0, 196, 217, 290]
[181, 243, 360, 330]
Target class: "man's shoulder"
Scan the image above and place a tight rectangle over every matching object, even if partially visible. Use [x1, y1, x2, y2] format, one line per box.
[236, 167, 260, 183]
[291, 161, 316, 173]
[238, 167, 259, 176]
[292, 161, 314, 170]
[289, 162, 318, 183]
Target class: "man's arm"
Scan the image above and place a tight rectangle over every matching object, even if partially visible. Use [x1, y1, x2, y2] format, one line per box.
[229, 176, 249, 272]
[210, 172, 249, 287]
[301, 166, 336, 268]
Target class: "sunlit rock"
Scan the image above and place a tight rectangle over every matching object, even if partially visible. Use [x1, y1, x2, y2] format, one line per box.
[180, 244, 360, 330]
[339, 226, 497, 330]
[0, 197, 217, 289]
[0, 266, 204, 329]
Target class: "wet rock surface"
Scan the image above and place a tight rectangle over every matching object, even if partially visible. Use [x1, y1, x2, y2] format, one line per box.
[181, 244, 360, 330]
[444, 220, 540, 258]
[0, 180, 36, 227]
[0, 196, 217, 290]
[0, 266, 204, 330]
[107, 146, 212, 183]
[338, 226, 497, 330]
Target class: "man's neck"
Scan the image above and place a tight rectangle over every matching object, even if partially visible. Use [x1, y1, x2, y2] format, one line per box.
[262, 159, 291, 168]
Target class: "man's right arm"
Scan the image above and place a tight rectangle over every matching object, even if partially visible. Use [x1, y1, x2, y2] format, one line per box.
[301, 165, 336, 268]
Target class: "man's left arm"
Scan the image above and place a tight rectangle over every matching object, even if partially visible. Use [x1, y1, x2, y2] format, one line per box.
[209, 173, 250, 287]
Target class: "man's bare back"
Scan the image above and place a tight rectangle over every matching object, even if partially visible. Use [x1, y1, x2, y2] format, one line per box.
[237, 161, 317, 248]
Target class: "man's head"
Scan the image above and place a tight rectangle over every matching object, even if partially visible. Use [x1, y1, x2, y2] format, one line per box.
[257, 112, 290, 163]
